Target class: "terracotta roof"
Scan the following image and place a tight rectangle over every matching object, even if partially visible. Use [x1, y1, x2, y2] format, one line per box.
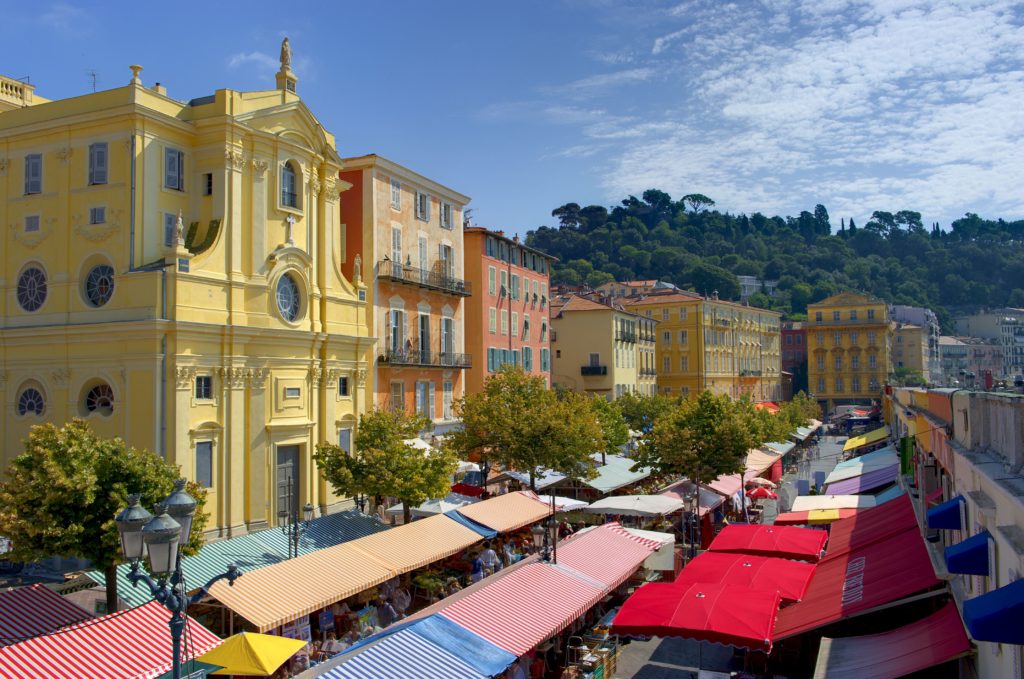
[558, 295, 614, 312]
[622, 292, 703, 306]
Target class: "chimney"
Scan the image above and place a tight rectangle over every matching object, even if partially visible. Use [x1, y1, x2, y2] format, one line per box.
[152, 82, 166, 96]
[512, 235, 520, 243]
[712, 290, 719, 300]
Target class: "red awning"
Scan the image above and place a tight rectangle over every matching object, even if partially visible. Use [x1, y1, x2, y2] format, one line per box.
[755, 402, 781, 413]
[556, 523, 663, 589]
[767, 459, 783, 482]
[440, 563, 604, 657]
[709, 524, 828, 562]
[674, 552, 817, 604]
[0, 601, 222, 679]
[0, 584, 92, 647]
[812, 602, 970, 679]
[451, 482, 485, 497]
[823, 493, 918, 558]
[774, 527, 941, 640]
[612, 582, 781, 652]
[773, 509, 860, 526]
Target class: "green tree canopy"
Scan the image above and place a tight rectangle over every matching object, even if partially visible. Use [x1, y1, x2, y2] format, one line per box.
[314, 409, 456, 524]
[614, 391, 677, 432]
[0, 419, 205, 613]
[588, 396, 629, 464]
[449, 367, 602, 490]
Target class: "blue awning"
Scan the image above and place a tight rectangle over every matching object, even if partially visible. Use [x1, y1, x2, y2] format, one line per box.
[945, 531, 990, 576]
[926, 495, 964, 530]
[443, 510, 498, 539]
[963, 578, 1024, 644]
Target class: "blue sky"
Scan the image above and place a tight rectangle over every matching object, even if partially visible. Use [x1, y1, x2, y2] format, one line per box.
[6, 0, 1024, 235]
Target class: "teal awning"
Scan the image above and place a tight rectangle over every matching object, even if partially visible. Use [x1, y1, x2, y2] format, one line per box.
[584, 456, 651, 494]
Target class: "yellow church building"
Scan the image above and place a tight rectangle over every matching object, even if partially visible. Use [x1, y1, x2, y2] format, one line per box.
[0, 43, 371, 538]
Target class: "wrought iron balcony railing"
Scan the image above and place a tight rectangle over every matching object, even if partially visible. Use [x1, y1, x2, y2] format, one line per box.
[377, 259, 471, 297]
[581, 365, 608, 376]
[379, 348, 471, 369]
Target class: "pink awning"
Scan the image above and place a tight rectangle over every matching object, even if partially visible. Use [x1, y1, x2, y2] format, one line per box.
[812, 603, 970, 679]
[0, 584, 91, 647]
[440, 563, 604, 656]
[709, 524, 828, 562]
[556, 523, 662, 589]
[706, 474, 743, 497]
[0, 601, 221, 679]
[612, 582, 781, 652]
[774, 527, 941, 640]
[674, 552, 817, 603]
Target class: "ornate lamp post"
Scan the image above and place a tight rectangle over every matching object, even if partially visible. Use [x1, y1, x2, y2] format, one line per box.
[115, 480, 241, 679]
[530, 496, 559, 563]
[278, 475, 314, 559]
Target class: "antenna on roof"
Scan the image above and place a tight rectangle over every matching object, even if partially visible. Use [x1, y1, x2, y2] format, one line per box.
[86, 70, 97, 92]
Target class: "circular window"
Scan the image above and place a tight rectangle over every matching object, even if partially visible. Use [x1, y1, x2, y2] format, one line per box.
[85, 265, 115, 307]
[17, 267, 47, 312]
[85, 383, 114, 416]
[276, 273, 301, 322]
[17, 387, 45, 416]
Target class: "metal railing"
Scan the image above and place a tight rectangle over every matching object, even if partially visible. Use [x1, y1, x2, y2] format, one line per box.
[581, 365, 608, 376]
[379, 348, 471, 369]
[616, 331, 637, 343]
[377, 259, 472, 297]
[807, 317, 886, 327]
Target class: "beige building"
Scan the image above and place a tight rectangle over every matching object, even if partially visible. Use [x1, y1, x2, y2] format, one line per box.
[0, 48, 370, 537]
[623, 292, 782, 401]
[549, 294, 657, 398]
[893, 323, 929, 383]
[955, 308, 1024, 378]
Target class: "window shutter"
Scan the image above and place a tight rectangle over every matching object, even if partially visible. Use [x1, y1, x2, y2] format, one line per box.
[90, 143, 108, 184]
[164, 213, 176, 247]
[428, 382, 436, 419]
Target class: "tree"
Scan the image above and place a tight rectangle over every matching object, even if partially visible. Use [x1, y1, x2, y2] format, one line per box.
[551, 203, 583, 229]
[615, 392, 676, 432]
[314, 409, 456, 525]
[449, 368, 602, 490]
[589, 396, 629, 464]
[0, 420, 205, 613]
[681, 193, 715, 213]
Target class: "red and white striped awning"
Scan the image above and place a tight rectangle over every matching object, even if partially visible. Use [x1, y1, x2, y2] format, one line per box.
[0, 584, 92, 647]
[440, 563, 604, 656]
[556, 523, 663, 589]
[0, 601, 222, 679]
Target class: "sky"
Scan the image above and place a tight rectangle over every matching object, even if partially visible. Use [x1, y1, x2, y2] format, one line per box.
[5, 0, 1024, 236]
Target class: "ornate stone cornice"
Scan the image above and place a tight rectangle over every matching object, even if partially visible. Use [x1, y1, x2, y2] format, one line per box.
[310, 365, 324, 387]
[218, 366, 248, 389]
[10, 219, 53, 249]
[324, 179, 340, 202]
[246, 367, 269, 390]
[225, 147, 246, 171]
[310, 175, 321, 198]
[175, 366, 197, 389]
[356, 367, 367, 386]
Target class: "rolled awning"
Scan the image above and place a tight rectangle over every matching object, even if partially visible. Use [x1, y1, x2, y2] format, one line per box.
[927, 495, 964, 530]
[945, 530, 991, 576]
[843, 426, 889, 451]
[962, 577, 1024, 644]
[812, 602, 971, 679]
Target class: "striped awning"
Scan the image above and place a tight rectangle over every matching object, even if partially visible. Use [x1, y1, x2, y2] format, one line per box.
[352, 514, 483, 573]
[440, 563, 605, 656]
[323, 627, 489, 679]
[555, 523, 662, 589]
[0, 584, 92, 647]
[455, 491, 552, 533]
[206, 541, 395, 632]
[0, 601, 221, 679]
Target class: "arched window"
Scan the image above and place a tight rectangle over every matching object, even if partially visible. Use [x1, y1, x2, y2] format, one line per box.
[17, 266, 47, 312]
[276, 273, 302, 322]
[281, 162, 298, 208]
[85, 264, 115, 307]
[17, 387, 45, 416]
[85, 383, 114, 416]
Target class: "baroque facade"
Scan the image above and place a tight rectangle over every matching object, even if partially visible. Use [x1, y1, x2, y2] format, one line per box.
[0, 49, 370, 537]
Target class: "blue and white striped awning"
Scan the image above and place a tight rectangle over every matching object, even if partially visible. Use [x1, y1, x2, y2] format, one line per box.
[321, 629, 489, 679]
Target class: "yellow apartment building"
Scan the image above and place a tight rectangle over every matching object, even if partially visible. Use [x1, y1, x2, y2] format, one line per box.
[624, 292, 782, 401]
[0, 44, 371, 538]
[893, 323, 929, 383]
[339, 155, 469, 432]
[807, 292, 892, 409]
[550, 295, 657, 398]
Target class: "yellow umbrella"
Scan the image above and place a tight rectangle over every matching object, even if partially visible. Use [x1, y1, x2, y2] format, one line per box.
[197, 631, 307, 676]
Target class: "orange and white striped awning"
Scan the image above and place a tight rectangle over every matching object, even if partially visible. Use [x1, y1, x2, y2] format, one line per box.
[207, 541, 395, 632]
[455, 491, 552, 533]
[352, 514, 483, 573]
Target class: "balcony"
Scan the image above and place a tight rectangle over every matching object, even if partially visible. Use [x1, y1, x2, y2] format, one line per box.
[379, 347, 471, 369]
[616, 331, 637, 343]
[377, 259, 471, 297]
[739, 369, 762, 377]
[639, 368, 658, 376]
[808, 317, 885, 327]
[581, 365, 608, 376]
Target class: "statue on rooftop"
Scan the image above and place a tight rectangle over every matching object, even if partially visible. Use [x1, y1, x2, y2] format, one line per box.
[280, 37, 292, 69]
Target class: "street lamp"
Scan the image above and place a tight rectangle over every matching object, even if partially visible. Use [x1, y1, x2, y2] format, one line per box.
[530, 496, 558, 563]
[278, 476, 313, 559]
[115, 480, 241, 679]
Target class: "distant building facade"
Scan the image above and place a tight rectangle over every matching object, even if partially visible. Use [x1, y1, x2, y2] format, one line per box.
[781, 321, 808, 395]
[737, 275, 778, 302]
[890, 304, 941, 384]
[893, 324, 929, 383]
[595, 279, 676, 299]
[462, 227, 555, 394]
[955, 309, 1024, 378]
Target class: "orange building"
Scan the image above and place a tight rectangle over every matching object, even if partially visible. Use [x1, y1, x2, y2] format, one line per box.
[463, 228, 556, 394]
[340, 155, 470, 430]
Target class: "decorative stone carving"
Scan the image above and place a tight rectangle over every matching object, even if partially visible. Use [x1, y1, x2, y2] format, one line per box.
[225, 148, 246, 171]
[326, 368, 343, 383]
[246, 367, 269, 389]
[74, 209, 122, 242]
[50, 368, 71, 387]
[353, 254, 362, 284]
[0, 158, 8, 175]
[10, 221, 51, 248]
[310, 175, 321, 197]
[218, 366, 248, 389]
[252, 159, 269, 179]
[175, 366, 197, 389]
[311, 366, 323, 387]
[356, 368, 368, 386]
[324, 180, 340, 202]
[56, 147, 73, 163]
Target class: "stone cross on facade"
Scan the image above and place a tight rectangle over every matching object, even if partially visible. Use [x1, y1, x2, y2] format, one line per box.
[285, 214, 296, 246]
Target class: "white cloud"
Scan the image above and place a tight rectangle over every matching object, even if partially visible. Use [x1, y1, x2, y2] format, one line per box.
[39, 2, 88, 34]
[228, 51, 279, 73]
[550, 68, 655, 95]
